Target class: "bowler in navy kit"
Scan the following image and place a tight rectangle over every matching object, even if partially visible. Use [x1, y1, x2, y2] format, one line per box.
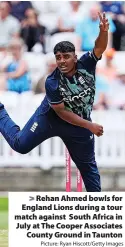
[0, 13, 109, 191]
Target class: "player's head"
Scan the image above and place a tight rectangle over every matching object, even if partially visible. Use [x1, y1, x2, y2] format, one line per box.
[54, 41, 77, 76]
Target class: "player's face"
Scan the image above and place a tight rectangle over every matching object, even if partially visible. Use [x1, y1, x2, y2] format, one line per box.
[55, 52, 77, 76]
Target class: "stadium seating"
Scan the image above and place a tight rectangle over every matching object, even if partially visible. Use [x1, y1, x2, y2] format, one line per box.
[23, 52, 47, 86]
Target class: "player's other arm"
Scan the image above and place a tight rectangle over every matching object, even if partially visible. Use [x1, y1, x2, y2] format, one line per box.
[94, 12, 109, 58]
[51, 102, 103, 137]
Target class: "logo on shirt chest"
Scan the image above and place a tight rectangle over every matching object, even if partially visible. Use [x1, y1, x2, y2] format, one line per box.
[59, 72, 94, 104]
[78, 76, 85, 84]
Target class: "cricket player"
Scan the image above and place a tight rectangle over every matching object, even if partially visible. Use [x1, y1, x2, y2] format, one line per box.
[0, 12, 109, 192]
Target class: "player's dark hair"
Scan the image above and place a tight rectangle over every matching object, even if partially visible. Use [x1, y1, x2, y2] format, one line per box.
[53, 41, 75, 54]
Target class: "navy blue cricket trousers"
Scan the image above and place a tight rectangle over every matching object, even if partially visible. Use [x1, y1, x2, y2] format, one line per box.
[0, 103, 101, 192]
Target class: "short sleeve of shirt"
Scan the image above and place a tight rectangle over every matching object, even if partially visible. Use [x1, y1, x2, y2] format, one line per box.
[45, 77, 63, 105]
[79, 50, 101, 72]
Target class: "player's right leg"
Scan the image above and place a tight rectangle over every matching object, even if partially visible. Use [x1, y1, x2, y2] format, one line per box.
[63, 135, 101, 192]
[58, 120, 101, 192]
[0, 103, 55, 154]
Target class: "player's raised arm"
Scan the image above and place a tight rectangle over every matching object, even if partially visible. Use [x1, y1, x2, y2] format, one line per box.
[94, 12, 109, 58]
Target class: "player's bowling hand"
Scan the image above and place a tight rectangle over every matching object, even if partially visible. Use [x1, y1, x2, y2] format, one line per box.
[88, 122, 104, 137]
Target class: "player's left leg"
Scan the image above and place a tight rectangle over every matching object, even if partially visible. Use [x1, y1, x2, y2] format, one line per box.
[62, 127, 101, 192]
[0, 103, 56, 154]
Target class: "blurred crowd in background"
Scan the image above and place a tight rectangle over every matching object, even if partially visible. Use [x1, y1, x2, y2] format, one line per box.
[0, 1, 125, 110]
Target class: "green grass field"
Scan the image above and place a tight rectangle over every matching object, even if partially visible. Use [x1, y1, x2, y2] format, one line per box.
[0, 197, 8, 247]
